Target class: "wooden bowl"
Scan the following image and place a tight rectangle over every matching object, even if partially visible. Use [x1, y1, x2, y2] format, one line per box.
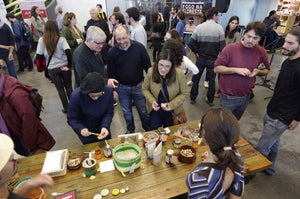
[67, 156, 82, 170]
[178, 145, 196, 163]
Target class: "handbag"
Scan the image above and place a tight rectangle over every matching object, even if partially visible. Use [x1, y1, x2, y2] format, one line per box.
[160, 85, 187, 125]
[36, 57, 46, 72]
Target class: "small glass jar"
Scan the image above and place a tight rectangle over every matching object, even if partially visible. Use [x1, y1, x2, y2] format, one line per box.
[166, 149, 174, 165]
[173, 138, 181, 149]
[104, 144, 112, 158]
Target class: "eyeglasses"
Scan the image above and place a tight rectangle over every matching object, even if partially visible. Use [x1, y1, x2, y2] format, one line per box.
[93, 41, 105, 45]
[158, 63, 171, 69]
[116, 37, 128, 42]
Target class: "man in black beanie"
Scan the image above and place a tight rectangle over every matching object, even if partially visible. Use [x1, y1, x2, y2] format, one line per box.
[67, 72, 114, 144]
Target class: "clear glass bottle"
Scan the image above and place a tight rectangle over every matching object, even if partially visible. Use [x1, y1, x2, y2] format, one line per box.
[104, 144, 112, 158]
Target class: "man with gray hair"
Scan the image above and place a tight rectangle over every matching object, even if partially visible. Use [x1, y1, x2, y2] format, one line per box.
[86, 7, 109, 39]
[55, 5, 63, 33]
[73, 26, 114, 87]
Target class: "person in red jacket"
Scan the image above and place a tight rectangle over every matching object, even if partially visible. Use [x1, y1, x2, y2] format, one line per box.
[0, 59, 55, 156]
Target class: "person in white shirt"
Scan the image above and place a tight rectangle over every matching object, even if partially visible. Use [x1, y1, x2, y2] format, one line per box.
[126, 7, 147, 48]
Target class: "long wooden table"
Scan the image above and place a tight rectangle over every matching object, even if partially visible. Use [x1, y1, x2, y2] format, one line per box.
[17, 120, 271, 198]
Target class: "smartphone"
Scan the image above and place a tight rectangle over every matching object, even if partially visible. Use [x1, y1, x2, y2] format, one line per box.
[114, 82, 120, 87]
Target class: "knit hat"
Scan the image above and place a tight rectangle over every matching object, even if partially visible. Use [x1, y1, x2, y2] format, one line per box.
[80, 72, 105, 94]
[0, 134, 14, 171]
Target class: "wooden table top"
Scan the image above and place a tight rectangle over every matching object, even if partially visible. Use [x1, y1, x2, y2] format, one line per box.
[16, 120, 272, 198]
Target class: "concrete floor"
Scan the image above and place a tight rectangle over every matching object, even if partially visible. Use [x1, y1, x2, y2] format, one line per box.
[15, 47, 300, 198]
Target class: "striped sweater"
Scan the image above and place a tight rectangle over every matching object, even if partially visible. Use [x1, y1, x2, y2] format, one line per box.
[188, 20, 225, 60]
[186, 151, 244, 199]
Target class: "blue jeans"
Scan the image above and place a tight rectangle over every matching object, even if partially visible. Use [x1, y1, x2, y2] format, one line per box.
[256, 113, 288, 175]
[220, 93, 250, 120]
[0, 55, 17, 78]
[190, 56, 216, 102]
[117, 82, 150, 132]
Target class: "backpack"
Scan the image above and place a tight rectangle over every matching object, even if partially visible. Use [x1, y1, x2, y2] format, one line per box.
[20, 21, 33, 41]
[15, 84, 44, 119]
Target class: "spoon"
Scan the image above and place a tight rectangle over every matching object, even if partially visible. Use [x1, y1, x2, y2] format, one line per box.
[52, 192, 63, 196]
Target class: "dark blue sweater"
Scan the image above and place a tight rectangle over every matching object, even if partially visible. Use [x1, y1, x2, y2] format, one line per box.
[107, 40, 150, 85]
[0, 22, 15, 57]
[67, 86, 114, 144]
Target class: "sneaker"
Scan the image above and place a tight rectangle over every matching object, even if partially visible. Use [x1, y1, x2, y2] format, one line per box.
[205, 97, 214, 107]
[17, 69, 24, 73]
[113, 101, 118, 106]
[125, 130, 134, 134]
[28, 67, 33, 71]
[203, 81, 209, 88]
[190, 99, 196, 104]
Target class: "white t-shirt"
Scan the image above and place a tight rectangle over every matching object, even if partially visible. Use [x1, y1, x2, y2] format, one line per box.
[36, 37, 70, 69]
[130, 24, 147, 48]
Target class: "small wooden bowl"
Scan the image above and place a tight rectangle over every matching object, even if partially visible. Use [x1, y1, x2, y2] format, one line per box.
[178, 145, 196, 163]
[67, 156, 82, 170]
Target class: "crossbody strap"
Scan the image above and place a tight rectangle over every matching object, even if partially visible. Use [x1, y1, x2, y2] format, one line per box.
[46, 37, 59, 68]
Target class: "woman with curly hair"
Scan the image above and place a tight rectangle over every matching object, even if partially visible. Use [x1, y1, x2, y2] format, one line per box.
[36, 20, 73, 113]
[61, 12, 84, 54]
[186, 107, 244, 199]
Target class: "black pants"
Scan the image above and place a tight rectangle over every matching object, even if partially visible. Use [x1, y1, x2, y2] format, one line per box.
[48, 67, 73, 111]
[190, 56, 216, 103]
[152, 39, 162, 62]
[17, 46, 33, 71]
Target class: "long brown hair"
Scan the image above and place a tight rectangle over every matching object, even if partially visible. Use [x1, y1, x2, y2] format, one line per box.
[62, 12, 82, 40]
[152, 49, 176, 85]
[43, 20, 60, 56]
[200, 107, 242, 173]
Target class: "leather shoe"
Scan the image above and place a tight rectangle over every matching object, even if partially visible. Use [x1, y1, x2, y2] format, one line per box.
[244, 174, 256, 184]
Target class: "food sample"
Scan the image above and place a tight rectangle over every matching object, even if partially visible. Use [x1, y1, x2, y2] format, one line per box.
[97, 134, 104, 140]
[67, 158, 81, 167]
[161, 103, 167, 108]
[180, 149, 195, 157]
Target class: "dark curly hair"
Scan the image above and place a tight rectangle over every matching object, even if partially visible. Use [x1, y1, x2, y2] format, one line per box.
[163, 38, 183, 67]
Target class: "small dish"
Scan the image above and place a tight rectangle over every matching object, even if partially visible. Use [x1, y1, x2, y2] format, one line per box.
[100, 189, 109, 197]
[67, 156, 81, 170]
[178, 145, 196, 163]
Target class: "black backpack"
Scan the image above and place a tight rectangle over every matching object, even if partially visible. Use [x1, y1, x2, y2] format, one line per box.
[20, 21, 33, 41]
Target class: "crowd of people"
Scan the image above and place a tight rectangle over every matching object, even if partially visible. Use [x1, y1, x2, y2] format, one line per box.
[0, 3, 300, 199]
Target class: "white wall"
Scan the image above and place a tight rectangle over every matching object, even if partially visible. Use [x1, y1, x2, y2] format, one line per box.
[56, 0, 106, 31]
[214, 0, 278, 29]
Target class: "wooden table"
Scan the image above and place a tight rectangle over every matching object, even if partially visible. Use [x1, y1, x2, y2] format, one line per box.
[16, 120, 271, 198]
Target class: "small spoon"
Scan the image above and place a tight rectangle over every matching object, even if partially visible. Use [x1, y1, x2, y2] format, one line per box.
[52, 192, 64, 196]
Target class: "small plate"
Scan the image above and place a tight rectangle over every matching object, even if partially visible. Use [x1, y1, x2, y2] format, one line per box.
[100, 189, 109, 197]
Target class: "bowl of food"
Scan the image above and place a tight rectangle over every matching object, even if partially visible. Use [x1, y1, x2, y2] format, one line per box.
[178, 145, 196, 163]
[143, 132, 159, 145]
[67, 155, 82, 170]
